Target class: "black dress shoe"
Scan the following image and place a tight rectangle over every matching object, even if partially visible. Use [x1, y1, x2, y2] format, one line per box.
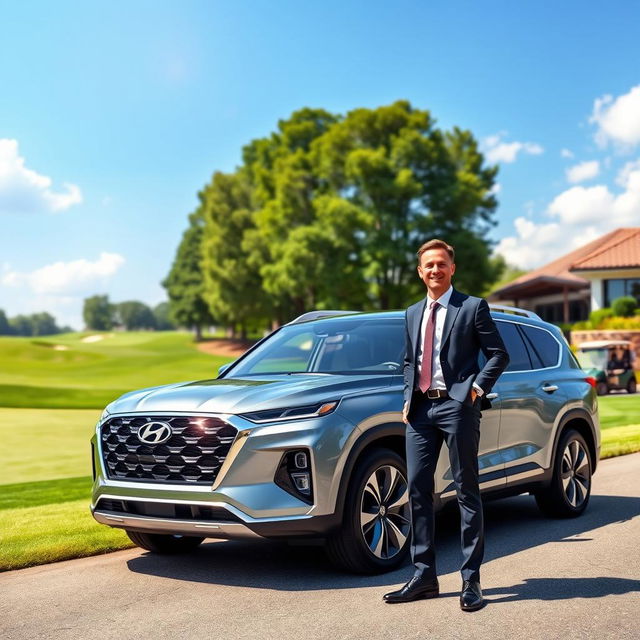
[383, 576, 439, 603]
[460, 580, 484, 611]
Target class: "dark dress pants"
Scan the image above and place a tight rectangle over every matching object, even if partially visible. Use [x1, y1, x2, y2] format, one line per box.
[406, 394, 483, 582]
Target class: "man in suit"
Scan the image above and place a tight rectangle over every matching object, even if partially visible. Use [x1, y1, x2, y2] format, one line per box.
[384, 239, 509, 611]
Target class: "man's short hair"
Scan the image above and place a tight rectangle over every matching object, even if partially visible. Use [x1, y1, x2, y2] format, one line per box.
[416, 239, 455, 263]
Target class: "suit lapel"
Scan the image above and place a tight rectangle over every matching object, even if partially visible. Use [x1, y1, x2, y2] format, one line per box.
[441, 288, 462, 348]
[412, 297, 428, 358]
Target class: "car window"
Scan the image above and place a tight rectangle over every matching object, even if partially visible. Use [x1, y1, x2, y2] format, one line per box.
[228, 317, 405, 376]
[519, 325, 560, 369]
[496, 321, 532, 371]
[244, 331, 318, 373]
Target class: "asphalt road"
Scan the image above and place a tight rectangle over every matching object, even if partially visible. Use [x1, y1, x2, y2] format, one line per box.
[2, 453, 639, 640]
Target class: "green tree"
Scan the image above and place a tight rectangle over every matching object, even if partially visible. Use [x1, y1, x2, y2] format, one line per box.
[153, 302, 175, 330]
[0, 309, 10, 335]
[483, 255, 526, 297]
[313, 101, 499, 307]
[30, 312, 59, 336]
[83, 295, 115, 331]
[9, 314, 33, 336]
[241, 108, 369, 320]
[116, 301, 156, 330]
[163, 207, 215, 340]
[201, 171, 271, 336]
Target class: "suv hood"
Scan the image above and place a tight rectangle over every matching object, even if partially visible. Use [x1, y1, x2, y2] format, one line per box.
[104, 374, 396, 416]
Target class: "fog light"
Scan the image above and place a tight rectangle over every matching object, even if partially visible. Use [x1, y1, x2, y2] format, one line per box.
[294, 451, 308, 469]
[291, 472, 311, 493]
[274, 449, 314, 504]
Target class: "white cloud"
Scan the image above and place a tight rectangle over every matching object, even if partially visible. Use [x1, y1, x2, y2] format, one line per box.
[565, 160, 600, 184]
[561, 148, 574, 159]
[590, 85, 640, 149]
[616, 159, 640, 187]
[489, 183, 501, 195]
[483, 133, 544, 164]
[0, 139, 82, 213]
[495, 161, 640, 269]
[2, 252, 125, 294]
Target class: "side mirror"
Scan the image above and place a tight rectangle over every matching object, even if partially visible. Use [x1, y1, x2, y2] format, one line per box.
[218, 362, 233, 377]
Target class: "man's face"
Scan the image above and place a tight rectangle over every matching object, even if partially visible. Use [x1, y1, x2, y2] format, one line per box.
[417, 248, 455, 297]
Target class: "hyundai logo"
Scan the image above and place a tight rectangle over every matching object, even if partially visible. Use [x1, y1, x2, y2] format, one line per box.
[137, 421, 172, 444]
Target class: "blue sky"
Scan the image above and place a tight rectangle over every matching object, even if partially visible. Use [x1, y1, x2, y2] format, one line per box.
[2, 1, 640, 328]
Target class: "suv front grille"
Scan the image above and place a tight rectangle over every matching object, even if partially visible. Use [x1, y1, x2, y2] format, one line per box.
[100, 415, 237, 484]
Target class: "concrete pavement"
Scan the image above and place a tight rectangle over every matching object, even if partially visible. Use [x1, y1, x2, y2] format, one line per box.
[2, 453, 639, 640]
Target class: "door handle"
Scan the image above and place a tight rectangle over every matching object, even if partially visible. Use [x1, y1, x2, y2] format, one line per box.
[542, 384, 558, 393]
[486, 392, 499, 400]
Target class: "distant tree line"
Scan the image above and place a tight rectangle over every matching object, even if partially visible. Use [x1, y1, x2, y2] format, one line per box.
[82, 295, 175, 331]
[163, 100, 506, 339]
[0, 309, 72, 336]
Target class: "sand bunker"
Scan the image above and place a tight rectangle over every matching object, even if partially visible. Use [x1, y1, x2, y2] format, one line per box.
[53, 345, 69, 351]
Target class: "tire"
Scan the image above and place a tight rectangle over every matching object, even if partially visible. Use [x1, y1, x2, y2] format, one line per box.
[596, 381, 608, 396]
[325, 448, 411, 574]
[126, 530, 205, 554]
[535, 429, 592, 518]
[627, 377, 637, 394]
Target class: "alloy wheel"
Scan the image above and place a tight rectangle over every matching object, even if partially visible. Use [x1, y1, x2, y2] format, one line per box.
[360, 464, 410, 559]
[561, 439, 590, 508]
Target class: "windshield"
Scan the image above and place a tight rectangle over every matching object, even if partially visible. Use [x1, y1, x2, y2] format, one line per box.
[577, 349, 607, 370]
[226, 316, 405, 376]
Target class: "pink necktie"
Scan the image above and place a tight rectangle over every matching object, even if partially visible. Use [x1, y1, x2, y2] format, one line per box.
[419, 301, 439, 392]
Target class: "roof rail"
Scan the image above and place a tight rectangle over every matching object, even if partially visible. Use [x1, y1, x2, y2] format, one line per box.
[489, 304, 541, 320]
[287, 310, 360, 325]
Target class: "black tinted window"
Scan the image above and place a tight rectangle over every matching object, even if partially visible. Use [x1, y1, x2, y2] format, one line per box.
[520, 325, 560, 368]
[496, 321, 531, 371]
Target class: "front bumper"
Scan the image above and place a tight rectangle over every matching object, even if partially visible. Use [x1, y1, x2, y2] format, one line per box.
[91, 410, 357, 539]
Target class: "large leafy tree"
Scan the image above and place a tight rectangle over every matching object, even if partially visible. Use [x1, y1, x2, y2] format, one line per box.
[172, 101, 501, 332]
[162, 205, 215, 340]
[312, 101, 499, 307]
[153, 302, 175, 330]
[116, 301, 156, 330]
[201, 171, 270, 337]
[83, 295, 115, 331]
[242, 108, 370, 320]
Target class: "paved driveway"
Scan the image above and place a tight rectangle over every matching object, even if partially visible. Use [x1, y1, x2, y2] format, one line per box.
[2, 453, 639, 640]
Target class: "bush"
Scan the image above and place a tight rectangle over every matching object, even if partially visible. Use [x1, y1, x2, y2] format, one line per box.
[612, 296, 638, 318]
[602, 316, 640, 330]
[588, 308, 613, 329]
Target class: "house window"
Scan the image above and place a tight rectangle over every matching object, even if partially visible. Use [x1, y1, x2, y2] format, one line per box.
[533, 300, 589, 323]
[604, 279, 640, 306]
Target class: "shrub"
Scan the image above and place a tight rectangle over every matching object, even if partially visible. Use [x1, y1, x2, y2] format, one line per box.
[588, 308, 613, 329]
[612, 296, 638, 318]
[602, 315, 640, 330]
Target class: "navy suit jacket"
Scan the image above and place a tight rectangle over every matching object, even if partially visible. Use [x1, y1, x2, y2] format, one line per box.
[403, 288, 509, 410]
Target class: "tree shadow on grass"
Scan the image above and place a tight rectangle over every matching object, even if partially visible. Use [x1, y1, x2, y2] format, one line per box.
[126, 493, 640, 596]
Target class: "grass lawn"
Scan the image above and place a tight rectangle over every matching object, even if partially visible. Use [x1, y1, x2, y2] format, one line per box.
[0, 331, 231, 409]
[1, 387, 639, 571]
[597, 393, 640, 429]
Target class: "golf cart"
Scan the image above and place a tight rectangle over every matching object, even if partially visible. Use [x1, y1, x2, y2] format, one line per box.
[576, 340, 637, 396]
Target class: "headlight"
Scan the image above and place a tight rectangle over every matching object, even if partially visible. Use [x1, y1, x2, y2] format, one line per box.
[239, 401, 338, 424]
[98, 406, 111, 424]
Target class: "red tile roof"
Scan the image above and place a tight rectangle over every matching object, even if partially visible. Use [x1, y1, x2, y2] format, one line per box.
[491, 227, 640, 298]
[570, 228, 640, 270]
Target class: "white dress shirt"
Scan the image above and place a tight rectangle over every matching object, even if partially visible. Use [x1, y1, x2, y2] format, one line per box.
[417, 286, 484, 396]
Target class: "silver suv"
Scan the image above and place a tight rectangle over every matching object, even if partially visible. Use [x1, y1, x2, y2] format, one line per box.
[91, 306, 600, 573]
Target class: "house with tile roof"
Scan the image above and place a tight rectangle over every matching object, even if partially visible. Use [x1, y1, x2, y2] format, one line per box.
[489, 228, 640, 324]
